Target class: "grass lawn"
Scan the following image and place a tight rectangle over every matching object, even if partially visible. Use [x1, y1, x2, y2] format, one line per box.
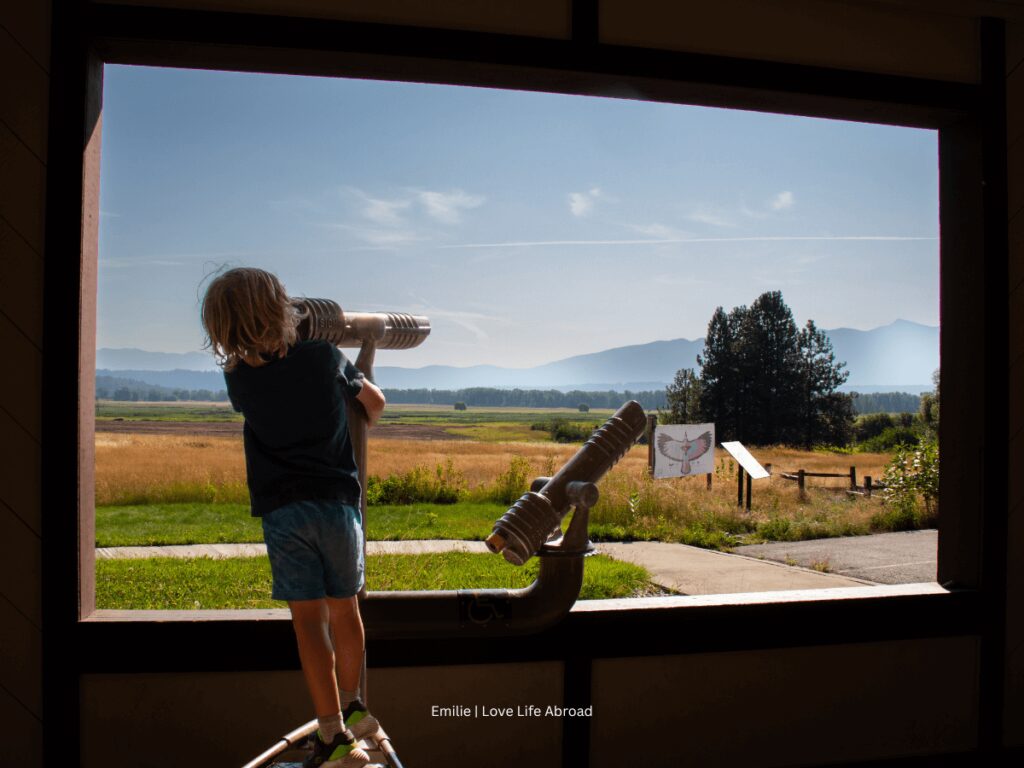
[95, 552, 661, 609]
[95, 501, 509, 547]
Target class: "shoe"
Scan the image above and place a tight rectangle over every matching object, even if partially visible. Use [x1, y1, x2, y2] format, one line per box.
[343, 698, 381, 741]
[303, 728, 369, 768]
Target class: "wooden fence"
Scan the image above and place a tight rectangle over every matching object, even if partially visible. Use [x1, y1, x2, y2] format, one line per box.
[777, 466, 886, 497]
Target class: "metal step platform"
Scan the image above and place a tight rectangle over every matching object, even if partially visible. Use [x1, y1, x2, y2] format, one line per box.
[243, 719, 404, 768]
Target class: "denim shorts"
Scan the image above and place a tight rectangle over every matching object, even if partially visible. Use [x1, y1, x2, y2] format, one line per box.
[261, 499, 365, 601]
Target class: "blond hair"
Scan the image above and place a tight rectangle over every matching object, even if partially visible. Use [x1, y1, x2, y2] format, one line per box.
[201, 267, 303, 371]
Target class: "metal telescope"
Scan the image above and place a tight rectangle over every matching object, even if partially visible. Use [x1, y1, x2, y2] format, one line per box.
[294, 297, 430, 350]
[486, 400, 648, 565]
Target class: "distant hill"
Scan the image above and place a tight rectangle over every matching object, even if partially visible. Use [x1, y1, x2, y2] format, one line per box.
[96, 319, 939, 393]
[96, 348, 217, 371]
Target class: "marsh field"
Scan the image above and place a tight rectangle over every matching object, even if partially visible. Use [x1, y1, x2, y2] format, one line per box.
[94, 400, 908, 608]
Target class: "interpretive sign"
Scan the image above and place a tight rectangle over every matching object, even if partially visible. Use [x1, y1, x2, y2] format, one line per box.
[653, 423, 715, 478]
[720, 441, 769, 479]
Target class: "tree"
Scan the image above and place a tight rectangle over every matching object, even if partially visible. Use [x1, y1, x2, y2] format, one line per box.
[919, 368, 940, 435]
[793, 319, 852, 448]
[664, 368, 703, 424]
[697, 306, 744, 440]
[691, 291, 852, 447]
[738, 291, 801, 444]
[577, 403, 590, 412]
[453, 401, 467, 411]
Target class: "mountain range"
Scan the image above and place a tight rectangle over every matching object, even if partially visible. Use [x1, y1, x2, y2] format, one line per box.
[96, 319, 939, 394]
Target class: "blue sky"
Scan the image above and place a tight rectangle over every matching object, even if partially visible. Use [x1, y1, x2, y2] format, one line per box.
[98, 65, 939, 368]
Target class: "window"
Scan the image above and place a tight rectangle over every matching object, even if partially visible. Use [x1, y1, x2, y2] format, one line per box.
[89, 63, 947, 616]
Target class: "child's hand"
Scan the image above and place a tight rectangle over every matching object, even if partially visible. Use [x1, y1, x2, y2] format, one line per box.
[355, 380, 386, 427]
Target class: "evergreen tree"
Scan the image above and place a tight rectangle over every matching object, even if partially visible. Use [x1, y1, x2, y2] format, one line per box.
[664, 368, 703, 424]
[738, 291, 801, 443]
[691, 291, 852, 447]
[697, 306, 744, 440]
[794, 319, 852, 447]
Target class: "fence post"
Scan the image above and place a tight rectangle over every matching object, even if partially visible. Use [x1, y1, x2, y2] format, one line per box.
[646, 414, 657, 477]
[865, 476, 872, 498]
[706, 472, 712, 490]
[850, 465, 857, 490]
[798, 469, 806, 498]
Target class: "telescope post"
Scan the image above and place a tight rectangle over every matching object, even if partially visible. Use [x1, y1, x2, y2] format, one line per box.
[348, 340, 376, 705]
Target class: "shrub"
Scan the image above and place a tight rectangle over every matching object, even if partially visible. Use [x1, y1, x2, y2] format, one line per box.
[489, 456, 532, 504]
[365, 458, 467, 505]
[854, 412, 894, 442]
[549, 419, 596, 443]
[578, 403, 590, 412]
[874, 438, 939, 530]
[454, 401, 467, 411]
[856, 425, 920, 452]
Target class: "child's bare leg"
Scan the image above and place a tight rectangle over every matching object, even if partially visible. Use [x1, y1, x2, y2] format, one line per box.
[289, 598, 340, 718]
[327, 595, 365, 696]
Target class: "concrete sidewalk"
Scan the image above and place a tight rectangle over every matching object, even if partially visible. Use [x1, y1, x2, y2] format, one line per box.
[96, 538, 872, 595]
[594, 542, 872, 595]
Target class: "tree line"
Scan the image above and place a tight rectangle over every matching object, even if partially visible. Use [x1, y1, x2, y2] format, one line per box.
[381, 387, 669, 410]
[96, 375, 229, 402]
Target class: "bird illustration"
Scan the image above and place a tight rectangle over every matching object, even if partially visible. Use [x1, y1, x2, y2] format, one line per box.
[657, 430, 713, 475]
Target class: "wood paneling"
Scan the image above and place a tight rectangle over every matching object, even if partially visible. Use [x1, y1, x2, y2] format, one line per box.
[0, 313, 42, 441]
[0, 0, 50, 73]
[0, 503, 41, 629]
[0, 593, 41, 717]
[601, 0, 979, 83]
[99, 0, 571, 39]
[0, 217, 43, 347]
[0, 121, 46, 253]
[0, 685, 42, 766]
[0, 410, 40, 536]
[1011, 132, 1024, 222]
[0, 26, 48, 161]
[1012, 209, 1024, 293]
[592, 638, 979, 767]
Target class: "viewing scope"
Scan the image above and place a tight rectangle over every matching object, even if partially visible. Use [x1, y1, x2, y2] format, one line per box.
[486, 400, 648, 565]
[294, 297, 430, 350]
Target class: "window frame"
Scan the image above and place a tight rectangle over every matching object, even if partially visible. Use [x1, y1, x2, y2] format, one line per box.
[41, 2, 1007, 758]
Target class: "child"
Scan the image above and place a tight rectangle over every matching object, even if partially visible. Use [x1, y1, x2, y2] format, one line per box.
[201, 267, 386, 768]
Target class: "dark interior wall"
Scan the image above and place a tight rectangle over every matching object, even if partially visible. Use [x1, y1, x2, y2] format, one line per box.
[0, 2, 49, 767]
[1004, 18, 1024, 751]
[2, 1, 1022, 766]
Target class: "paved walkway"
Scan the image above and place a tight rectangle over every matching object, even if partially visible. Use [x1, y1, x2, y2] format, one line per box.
[96, 539, 871, 595]
[734, 529, 938, 585]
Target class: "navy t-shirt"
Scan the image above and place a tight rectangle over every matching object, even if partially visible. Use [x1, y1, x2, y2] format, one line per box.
[224, 340, 365, 517]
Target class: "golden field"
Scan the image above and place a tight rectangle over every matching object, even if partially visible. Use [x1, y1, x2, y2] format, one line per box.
[94, 431, 894, 529]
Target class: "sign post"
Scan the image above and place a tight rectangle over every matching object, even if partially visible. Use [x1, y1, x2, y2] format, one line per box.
[720, 441, 769, 511]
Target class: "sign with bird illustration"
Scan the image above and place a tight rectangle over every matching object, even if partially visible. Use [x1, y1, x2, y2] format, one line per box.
[653, 424, 715, 478]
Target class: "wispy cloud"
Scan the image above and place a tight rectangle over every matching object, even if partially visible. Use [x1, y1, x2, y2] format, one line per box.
[625, 222, 693, 240]
[325, 222, 424, 247]
[687, 207, 733, 228]
[439, 235, 935, 249]
[408, 300, 507, 342]
[416, 189, 484, 224]
[568, 187, 602, 217]
[770, 191, 795, 211]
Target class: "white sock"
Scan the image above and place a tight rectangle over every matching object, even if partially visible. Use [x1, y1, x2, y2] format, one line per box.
[340, 687, 361, 710]
[318, 712, 344, 742]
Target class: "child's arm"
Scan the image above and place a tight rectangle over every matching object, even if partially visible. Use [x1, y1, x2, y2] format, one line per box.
[355, 379, 386, 427]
